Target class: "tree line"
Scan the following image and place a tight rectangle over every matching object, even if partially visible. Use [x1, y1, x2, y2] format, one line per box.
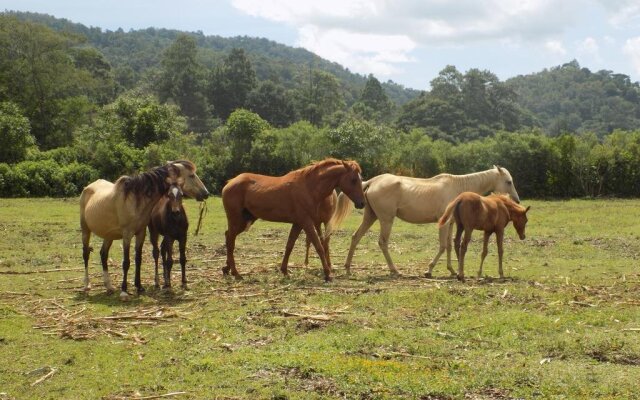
[1, 13, 640, 199]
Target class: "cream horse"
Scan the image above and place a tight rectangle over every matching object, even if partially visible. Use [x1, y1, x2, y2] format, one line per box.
[336, 166, 520, 276]
[80, 160, 209, 300]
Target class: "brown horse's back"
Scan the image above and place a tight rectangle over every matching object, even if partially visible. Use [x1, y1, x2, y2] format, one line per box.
[222, 172, 299, 223]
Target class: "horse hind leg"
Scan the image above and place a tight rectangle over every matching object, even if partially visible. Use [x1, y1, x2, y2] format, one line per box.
[133, 230, 146, 293]
[281, 224, 303, 276]
[223, 224, 244, 280]
[426, 222, 451, 278]
[81, 222, 93, 291]
[99, 239, 115, 294]
[458, 228, 473, 281]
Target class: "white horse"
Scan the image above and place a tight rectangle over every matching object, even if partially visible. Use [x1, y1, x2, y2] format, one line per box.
[335, 166, 521, 276]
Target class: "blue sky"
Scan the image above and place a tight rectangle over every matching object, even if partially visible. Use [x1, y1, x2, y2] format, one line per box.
[3, 0, 640, 90]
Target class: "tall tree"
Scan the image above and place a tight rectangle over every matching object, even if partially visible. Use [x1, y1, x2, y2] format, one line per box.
[158, 34, 210, 133]
[296, 69, 345, 126]
[0, 16, 110, 149]
[352, 74, 393, 121]
[208, 48, 257, 120]
[246, 80, 297, 127]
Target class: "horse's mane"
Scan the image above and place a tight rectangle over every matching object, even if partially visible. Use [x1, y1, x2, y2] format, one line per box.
[490, 193, 526, 212]
[299, 158, 362, 176]
[116, 160, 195, 202]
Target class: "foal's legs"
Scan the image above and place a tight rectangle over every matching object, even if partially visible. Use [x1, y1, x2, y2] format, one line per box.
[478, 231, 491, 278]
[162, 237, 174, 288]
[426, 223, 457, 278]
[99, 239, 115, 293]
[178, 236, 187, 289]
[496, 230, 505, 279]
[344, 205, 378, 275]
[149, 228, 161, 288]
[281, 224, 303, 276]
[457, 228, 473, 281]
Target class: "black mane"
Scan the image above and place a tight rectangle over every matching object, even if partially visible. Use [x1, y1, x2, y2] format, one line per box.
[118, 164, 171, 202]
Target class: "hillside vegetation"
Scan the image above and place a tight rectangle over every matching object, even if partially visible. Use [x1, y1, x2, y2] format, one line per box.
[1, 12, 640, 198]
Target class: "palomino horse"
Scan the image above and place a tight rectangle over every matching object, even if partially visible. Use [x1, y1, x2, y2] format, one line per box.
[149, 182, 189, 290]
[437, 192, 530, 280]
[221, 159, 365, 282]
[339, 166, 520, 276]
[80, 161, 208, 300]
[304, 190, 338, 267]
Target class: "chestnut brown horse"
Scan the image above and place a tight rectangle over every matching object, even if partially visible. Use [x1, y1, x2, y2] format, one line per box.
[221, 159, 365, 282]
[149, 182, 189, 290]
[80, 161, 208, 300]
[438, 192, 530, 281]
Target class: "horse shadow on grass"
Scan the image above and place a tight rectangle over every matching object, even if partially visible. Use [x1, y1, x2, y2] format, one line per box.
[73, 286, 196, 307]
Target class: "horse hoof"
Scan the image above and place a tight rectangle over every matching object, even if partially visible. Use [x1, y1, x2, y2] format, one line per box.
[119, 291, 130, 301]
[181, 284, 189, 290]
[324, 276, 333, 283]
[222, 267, 231, 275]
[424, 272, 432, 279]
[457, 275, 465, 282]
[233, 274, 243, 281]
[105, 287, 115, 295]
[83, 285, 91, 292]
[137, 286, 145, 294]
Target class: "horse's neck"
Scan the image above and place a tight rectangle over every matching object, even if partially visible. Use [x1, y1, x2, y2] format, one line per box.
[308, 165, 344, 200]
[453, 169, 497, 194]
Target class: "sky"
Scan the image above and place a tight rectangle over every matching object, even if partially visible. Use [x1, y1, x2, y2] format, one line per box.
[3, 0, 640, 90]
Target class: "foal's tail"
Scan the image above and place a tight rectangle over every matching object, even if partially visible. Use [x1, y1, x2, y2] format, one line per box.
[438, 198, 460, 227]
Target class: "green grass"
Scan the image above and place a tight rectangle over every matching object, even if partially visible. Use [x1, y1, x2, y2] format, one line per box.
[0, 197, 639, 399]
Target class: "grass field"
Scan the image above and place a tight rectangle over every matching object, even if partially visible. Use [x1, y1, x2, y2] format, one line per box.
[0, 197, 639, 399]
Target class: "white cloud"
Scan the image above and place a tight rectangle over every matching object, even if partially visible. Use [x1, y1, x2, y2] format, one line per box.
[596, 0, 640, 27]
[623, 37, 640, 74]
[545, 40, 567, 55]
[228, 0, 597, 78]
[578, 37, 600, 58]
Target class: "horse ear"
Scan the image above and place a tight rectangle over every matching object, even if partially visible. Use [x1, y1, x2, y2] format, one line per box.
[525, 205, 531, 213]
[494, 165, 503, 174]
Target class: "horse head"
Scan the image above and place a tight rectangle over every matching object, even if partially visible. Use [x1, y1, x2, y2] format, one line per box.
[493, 165, 521, 203]
[511, 204, 530, 240]
[337, 160, 366, 209]
[166, 181, 184, 213]
[167, 160, 209, 201]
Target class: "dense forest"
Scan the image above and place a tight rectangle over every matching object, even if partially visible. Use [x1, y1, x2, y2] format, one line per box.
[1, 11, 640, 199]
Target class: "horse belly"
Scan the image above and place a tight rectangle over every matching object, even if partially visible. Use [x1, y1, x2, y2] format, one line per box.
[83, 193, 123, 240]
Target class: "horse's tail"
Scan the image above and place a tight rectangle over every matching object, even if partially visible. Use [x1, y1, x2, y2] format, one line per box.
[438, 198, 460, 227]
[326, 190, 352, 238]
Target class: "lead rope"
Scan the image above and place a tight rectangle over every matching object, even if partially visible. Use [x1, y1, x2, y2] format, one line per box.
[194, 200, 208, 236]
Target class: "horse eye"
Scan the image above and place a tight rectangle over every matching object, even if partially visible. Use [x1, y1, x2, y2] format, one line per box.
[506, 181, 512, 185]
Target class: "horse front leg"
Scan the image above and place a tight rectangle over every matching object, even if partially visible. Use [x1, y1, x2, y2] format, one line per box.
[344, 205, 377, 275]
[99, 239, 115, 294]
[478, 231, 491, 279]
[378, 217, 400, 276]
[496, 230, 505, 279]
[179, 236, 187, 290]
[120, 233, 133, 300]
[134, 230, 146, 293]
[162, 237, 174, 289]
[281, 224, 303, 276]
[303, 223, 331, 282]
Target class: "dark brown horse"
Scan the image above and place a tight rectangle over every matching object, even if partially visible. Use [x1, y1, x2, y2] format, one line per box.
[438, 192, 530, 281]
[221, 159, 366, 282]
[149, 182, 189, 290]
[80, 161, 208, 300]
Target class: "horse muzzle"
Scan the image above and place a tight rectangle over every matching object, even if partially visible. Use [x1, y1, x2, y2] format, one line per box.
[196, 189, 210, 201]
[354, 200, 366, 209]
